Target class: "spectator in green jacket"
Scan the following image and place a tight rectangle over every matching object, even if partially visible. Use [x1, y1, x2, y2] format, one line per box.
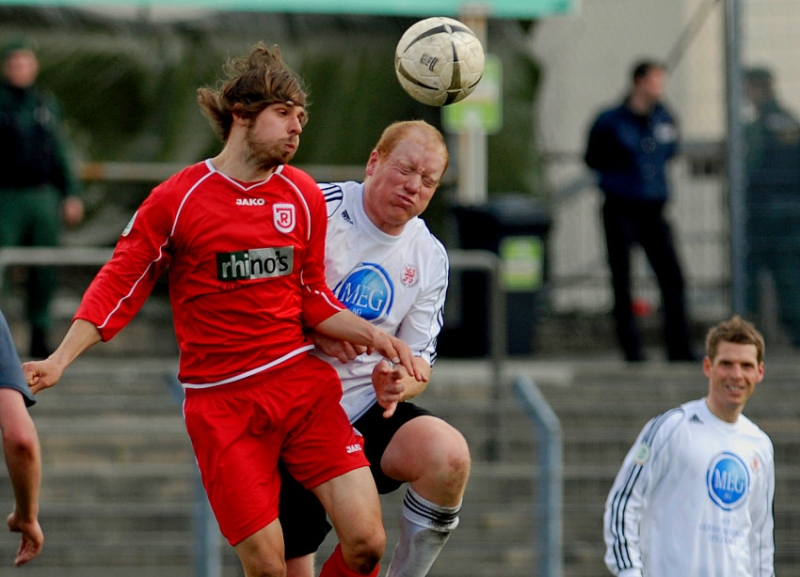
[0, 38, 84, 358]
[743, 67, 800, 344]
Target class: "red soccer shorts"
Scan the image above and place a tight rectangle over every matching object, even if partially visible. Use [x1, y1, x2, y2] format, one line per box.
[182, 354, 368, 546]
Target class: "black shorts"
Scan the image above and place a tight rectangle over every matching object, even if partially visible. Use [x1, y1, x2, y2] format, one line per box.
[279, 401, 434, 559]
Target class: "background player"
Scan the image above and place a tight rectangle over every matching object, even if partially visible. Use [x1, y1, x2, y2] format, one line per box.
[604, 316, 774, 576]
[22, 43, 425, 577]
[280, 120, 470, 577]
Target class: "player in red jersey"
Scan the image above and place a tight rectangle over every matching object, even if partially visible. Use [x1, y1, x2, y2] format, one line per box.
[22, 43, 425, 577]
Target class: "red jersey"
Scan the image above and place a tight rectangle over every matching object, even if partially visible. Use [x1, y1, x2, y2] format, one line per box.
[76, 160, 344, 385]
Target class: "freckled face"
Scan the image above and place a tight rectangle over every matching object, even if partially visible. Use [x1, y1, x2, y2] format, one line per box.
[362, 128, 447, 235]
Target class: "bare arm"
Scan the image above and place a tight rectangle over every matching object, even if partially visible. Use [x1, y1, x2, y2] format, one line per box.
[311, 332, 368, 364]
[313, 310, 426, 382]
[0, 389, 43, 566]
[22, 319, 102, 394]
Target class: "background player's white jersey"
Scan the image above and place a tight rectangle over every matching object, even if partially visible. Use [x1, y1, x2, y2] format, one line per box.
[318, 181, 449, 422]
[604, 398, 775, 577]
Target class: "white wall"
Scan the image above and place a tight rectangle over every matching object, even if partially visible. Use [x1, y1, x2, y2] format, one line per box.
[530, 0, 726, 163]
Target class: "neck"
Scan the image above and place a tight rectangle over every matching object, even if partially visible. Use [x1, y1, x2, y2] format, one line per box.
[628, 92, 655, 116]
[361, 189, 405, 237]
[211, 148, 276, 183]
[704, 397, 741, 424]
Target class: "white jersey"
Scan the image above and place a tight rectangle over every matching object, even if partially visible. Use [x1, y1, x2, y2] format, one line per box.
[604, 398, 775, 577]
[318, 181, 449, 422]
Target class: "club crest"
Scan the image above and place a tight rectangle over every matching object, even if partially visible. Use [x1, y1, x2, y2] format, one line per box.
[401, 264, 419, 287]
[274, 203, 296, 233]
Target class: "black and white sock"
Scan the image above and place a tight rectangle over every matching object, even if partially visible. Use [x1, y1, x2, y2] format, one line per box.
[386, 487, 461, 577]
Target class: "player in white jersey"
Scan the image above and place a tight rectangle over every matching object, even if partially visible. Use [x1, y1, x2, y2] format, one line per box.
[604, 316, 775, 577]
[279, 120, 471, 577]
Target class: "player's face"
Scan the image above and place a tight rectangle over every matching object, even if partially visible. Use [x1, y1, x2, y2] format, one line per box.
[703, 341, 764, 422]
[2, 50, 38, 89]
[244, 101, 305, 169]
[363, 130, 447, 235]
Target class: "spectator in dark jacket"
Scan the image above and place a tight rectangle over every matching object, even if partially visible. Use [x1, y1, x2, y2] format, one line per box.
[585, 60, 696, 362]
[743, 67, 800, 344]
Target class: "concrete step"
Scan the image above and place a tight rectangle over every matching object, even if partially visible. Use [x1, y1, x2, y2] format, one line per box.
[2, 352, 799, 577]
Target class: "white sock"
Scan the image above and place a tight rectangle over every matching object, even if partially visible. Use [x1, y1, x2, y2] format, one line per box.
[386, 487, 461, 577]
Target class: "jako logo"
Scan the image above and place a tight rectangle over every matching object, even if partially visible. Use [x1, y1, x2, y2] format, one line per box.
[706, 452, 750, 511]
[216, 247, 293, 281]
[236, 198, 266, 206]
[346, 444, 363, 454]
[334, 263, 393, 323]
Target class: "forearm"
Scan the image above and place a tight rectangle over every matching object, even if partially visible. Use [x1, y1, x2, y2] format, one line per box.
[24, 319, 102, 394]
[314, 310, 381, 347]
[49, 319, 102, 369]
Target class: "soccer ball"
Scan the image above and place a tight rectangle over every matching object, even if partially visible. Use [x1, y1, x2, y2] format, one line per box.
[395, 16, 485, 107]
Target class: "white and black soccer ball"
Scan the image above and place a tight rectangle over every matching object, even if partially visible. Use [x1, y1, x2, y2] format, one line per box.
[394, 16, 485, 107]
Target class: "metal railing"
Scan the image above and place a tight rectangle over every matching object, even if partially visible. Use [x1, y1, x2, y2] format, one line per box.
[0, 246, 113, 279]
[513, 374, 563, 577]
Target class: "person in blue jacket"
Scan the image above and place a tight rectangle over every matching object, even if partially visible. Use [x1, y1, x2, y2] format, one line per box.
[584, 60, 696, 362]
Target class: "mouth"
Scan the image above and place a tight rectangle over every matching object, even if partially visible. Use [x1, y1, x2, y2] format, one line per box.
[394, 193, 415, 208]
[725, 382, 745, 394]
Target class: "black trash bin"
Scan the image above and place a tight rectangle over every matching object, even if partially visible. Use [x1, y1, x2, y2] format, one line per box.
[439, 194, 552, 357]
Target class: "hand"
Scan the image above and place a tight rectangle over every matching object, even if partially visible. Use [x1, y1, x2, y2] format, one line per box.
[312, 332, 367, 363]
[372, 359, 406, 418]
[371, 333, 427, 384]
[61, 196, 84, 227]
[7, 510, 43, 566]
[22, 359, 64, 395]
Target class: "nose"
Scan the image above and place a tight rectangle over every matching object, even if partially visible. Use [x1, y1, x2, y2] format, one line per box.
[289, 114, 303, 134]
[405, 172, 422, 193]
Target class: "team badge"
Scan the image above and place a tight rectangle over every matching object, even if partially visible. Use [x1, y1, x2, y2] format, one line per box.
[654, 122, 677, 143]
[706, 451, 750, 511]
[274, 203, 296, 233]
[633, 443, 651, 465]
[401, 264, 419, 287]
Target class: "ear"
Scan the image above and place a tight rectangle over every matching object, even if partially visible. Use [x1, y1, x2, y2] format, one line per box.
[365, 150, 380, 176]
[755, 361, 765, 383]
[230, 105, 249, 127]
